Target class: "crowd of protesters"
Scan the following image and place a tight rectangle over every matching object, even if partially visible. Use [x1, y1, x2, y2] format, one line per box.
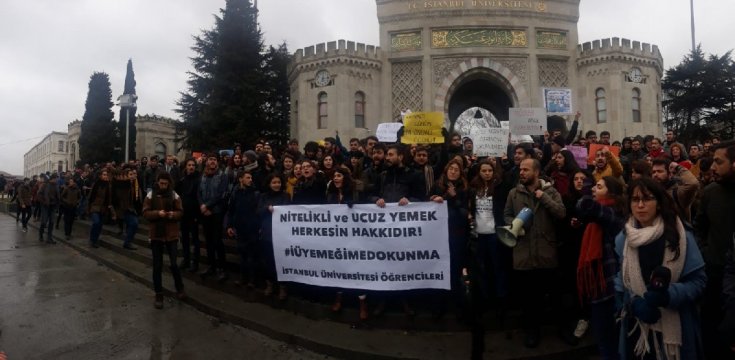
[9, 112, 735, 360]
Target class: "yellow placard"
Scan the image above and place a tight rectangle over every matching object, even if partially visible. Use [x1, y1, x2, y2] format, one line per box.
[401, 112, 445, 144]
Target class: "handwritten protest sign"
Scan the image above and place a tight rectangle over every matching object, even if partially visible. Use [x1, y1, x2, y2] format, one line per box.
[471, 127, 509, 157]
[376, 123, 403, 143]
[566, 145, 588, 169]
[587, 144, 621, 165]
[509, 108, 547, 135]
[272, 202, 450, 291]
[401, 112, 445, 144]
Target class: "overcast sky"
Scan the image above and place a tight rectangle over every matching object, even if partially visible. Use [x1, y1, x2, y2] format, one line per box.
[1, 0, 731, 175]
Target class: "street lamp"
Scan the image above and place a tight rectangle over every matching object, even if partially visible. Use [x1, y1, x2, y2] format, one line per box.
[117, 94, 138, 163]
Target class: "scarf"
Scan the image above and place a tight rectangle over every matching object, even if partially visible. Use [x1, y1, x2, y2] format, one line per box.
[621, 216, 686, 360]
[576, 197, 615, 303]
[424, 165, 434, 197]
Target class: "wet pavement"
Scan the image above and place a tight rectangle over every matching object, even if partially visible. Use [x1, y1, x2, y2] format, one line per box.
[0, 215, 329, 360]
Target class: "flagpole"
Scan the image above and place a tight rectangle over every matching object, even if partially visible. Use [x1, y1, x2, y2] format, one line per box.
[690, 0, 696, 52]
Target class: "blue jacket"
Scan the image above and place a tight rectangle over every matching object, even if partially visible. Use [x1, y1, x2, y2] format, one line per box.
[198, 172, 228, 214]
[614, 229, 706, 360]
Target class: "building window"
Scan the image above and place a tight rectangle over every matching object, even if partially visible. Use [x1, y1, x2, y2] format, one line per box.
[354, 92, 366, 128]
[294, 100, 299, 128]
[58, 141, 64, 152]
[632, 88, 641, 123]
[155, 143, 167, 159]
[58, 161, 64, 173]
[595, 88, 607, 123]
[318, 92, 328, 129]
[70, 143, 76, 165]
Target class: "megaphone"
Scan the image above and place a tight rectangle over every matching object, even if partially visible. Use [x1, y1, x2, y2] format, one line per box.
[496, 207, 533, 248]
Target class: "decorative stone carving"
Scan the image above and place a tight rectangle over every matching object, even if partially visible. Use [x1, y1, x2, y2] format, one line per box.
[433, 57, 528, 86]
[391, 32, 422, 52]
[536, 31, 567, 49]
[432, 29, 527, 48]
[538, 59, 568, 87]
[433, 58, 468, 86]
[496, 58, 529, 84]
[392, 61, 423, 119]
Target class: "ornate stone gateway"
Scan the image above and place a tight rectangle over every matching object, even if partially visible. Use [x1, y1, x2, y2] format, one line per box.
[288, 0, 664, 144]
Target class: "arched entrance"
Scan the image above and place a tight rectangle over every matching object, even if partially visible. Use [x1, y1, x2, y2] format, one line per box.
[433, 58, 529, 136]
[448, 76, 512, 136]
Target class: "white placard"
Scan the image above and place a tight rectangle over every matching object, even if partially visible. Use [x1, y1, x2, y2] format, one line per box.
[471, 127, 509, 157]
[509, 107, 547, 135]
[272, 202, 450, 291]
[375, 123, 403, 143]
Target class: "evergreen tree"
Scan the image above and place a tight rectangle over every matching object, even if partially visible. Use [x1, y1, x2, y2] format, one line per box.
[79, 72, 117, 165]
[262, 43, 291, 146]
[177, 0, 289, 151]
[118, 59, 138, 161]
[663, 47, 735, 143]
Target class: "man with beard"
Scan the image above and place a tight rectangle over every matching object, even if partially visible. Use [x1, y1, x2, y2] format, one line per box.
[370, 144, 426, 317]
[504, 158, 566, 348]
[651, 157, 699, 223]
[176, 158, 201, 272]
[362, 143, 387, 199]
[696, 140, 735, 359]
[198, 153, 229, 282]
[688, 143, 703, 178]
[411, 146, 439, 198]
[112, 167, 141, 250]
[648, 137, 666, 158]
[591, 146, 623, 182]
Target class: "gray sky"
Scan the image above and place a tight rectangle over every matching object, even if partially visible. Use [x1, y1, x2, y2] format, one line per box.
[1, 0, 731, 175]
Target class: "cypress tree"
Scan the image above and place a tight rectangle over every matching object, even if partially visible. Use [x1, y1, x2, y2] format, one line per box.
[118, 59, 138, 161]
[79, 72, 117, 165]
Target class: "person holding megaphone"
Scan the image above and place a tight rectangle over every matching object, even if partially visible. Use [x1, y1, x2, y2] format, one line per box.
[502, 158, 566, 348]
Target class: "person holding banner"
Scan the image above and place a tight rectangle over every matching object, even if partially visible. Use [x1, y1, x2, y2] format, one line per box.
[292, 160, 327, 205]
[430, 158, 470, 319]
[371, 144, 426, 317]
[257, 173, 291, 299]
[326, 166, 369, 321]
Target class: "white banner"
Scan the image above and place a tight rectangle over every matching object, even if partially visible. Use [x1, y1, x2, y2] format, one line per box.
[375, 122, 403, 143]
[509, 107, 547, 135]
[471, 127, 509, 157]
[272, 202, 450, 291]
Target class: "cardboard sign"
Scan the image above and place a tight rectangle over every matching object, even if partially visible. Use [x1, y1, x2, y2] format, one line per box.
[509, 108, 547, 135]
[401, 112, 445, 144]
[587, 144, 621, 165]
[542, 88, 573, 115]
[375, 123, 403, 143]
[566, 145, 588, 169]
[471, 128, 509, 157]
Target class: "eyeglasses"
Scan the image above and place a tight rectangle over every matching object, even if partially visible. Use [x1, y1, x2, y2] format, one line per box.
[631, 196, 656, 205]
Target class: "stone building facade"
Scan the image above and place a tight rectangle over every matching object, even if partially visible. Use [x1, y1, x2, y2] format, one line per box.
[288, 0, 663, 143]
[23, 132, 69, 178]
[65, 114, 185, 168]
